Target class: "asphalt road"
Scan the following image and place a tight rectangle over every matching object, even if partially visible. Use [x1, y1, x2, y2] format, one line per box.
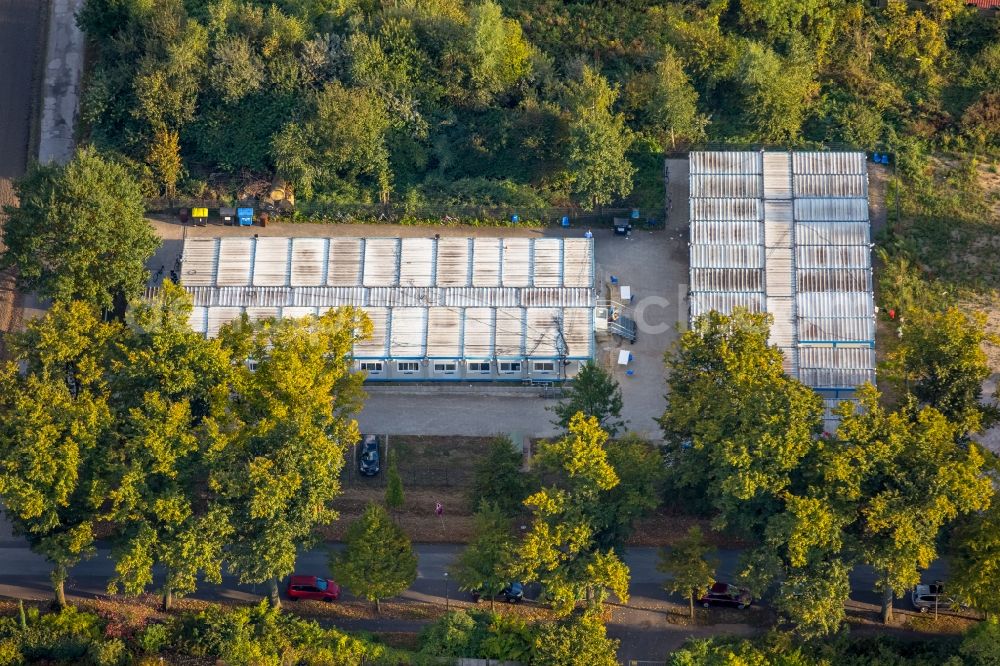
[0, 0, 45, 178]
[0, 535, 947, 660]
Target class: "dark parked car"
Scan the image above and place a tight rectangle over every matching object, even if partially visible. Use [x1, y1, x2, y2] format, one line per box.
[358, 435, 381, 476]
[699, 582, 752, 609]
[287, 575, 340, 602]
[471, 582, 524, 604]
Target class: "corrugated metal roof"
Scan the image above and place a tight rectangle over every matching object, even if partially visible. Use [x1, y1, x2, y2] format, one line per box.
[690, 292, 764, 317]
[290, 238, 326, 286]
[502, 238, 531, 287]
[795, 222, 869, 246]
[328, 238, 363, 286]
[689, 151, 762, 175]
[689, 220, 764, 245]
[794, 198, 868, 221]
[689, 151, 875, 408]
[364, 238, 400, 287]
[436, 237, 470, 287]
[399, 238, 435, 287]
[562, 238, 594, 287]
[792, 152, 866, 175]
[691, 198, 763, 222]
[690, 174, 762, 198]
[176, 236, 596, 364]
[217, 238, 253, 286]
[426, 307, 462, 357]
[690, 245, 764, 268]
[181, 239, 217, 286]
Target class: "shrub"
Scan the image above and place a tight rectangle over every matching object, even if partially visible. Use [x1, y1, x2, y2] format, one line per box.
[417, 610, 478, 659]
[136, 622, 171, 655]
[18, 606, 103, 663]
[87, 637, 127, 666]
[960, 619, 1000, 665]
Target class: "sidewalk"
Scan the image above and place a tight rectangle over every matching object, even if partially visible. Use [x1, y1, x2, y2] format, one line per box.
[38, 0, 85, 165]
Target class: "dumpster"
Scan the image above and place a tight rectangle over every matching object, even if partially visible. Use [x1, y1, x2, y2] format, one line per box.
[237, 207, 254, 226]
[220, 207, 235, 226]
[192, 207, 208, 226]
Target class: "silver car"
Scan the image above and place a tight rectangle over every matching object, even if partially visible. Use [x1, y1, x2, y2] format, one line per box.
[911, 582, 967, 613]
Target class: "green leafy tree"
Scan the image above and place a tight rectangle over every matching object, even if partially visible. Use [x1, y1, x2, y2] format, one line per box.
[831, 385, 993, 623]
[274, 82, 392, 200]
[514, 414, 630, 615]
[104, 284, 234, 610]
[564, 66, 636, 209]
[146, 128, 182, 198]
[216, 308, 371, 609]
[659, 309, 824, 531]
[0, 302, 116, 608]
[658, 526, 717, 619]
[384, 456, 405, 519]
[464, 0, 532, 101]
[208, 36, 264, 104]
[468, 435, 534, 516]
[882, 307, 997, 433]
[949, 501, 1000, 619]
[451, 501, 515, 610]
[531, 612, 619, 666]
[549, 361, 624, 435]
[642, 46, 708, 148]
[770, 560, 851, 639]
[594, 433, 665, 549]
[735, 40, 818, 142]
[659, 309, 854, 636]
[0, 147, 160, 310]
[333, 503, 418, 613]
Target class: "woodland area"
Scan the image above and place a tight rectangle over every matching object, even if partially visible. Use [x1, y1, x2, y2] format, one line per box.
[76, 0, 1000, 212]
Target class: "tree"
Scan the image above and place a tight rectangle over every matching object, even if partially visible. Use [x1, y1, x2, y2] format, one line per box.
[384, 456, 405, 520]
[451, 501, 515, 610]
[593, 433, 665, 550]
[0, 302, 116, 608]
[333, 503, 418, 613]
[658, 526, 717, 619]
[468, 435, 534, 516]
[514, 414, 630, 615]
[656, 525, 719, 620]
[146, 128, 182, 198]
[208, 36, 264, 104]
[831, 385, 993, 623]
[531, 612, 619, 666]
[659, 309, 853, 637]
[564, 66, 636, 209]
[273, 82, 392, 201]
[104, 283, 234, 610]
[735, 40, 818, 142]
[642, 46, 708, 148]
[217, 308, 371, 609]
[659, 309, 824, 532]
[0, 147, 160, 310]
[948, 501, 1000, 619]
[464, 0, 532, 101]
[549, 361, 624, 435]
[882, 306, 997, 434]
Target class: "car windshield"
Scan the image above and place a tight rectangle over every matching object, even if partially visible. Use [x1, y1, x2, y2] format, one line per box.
[362, 452, 376, 462]
[314, 579, 328, 591]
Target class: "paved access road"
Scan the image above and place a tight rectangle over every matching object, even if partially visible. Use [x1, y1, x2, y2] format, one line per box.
[0, 530, 952, 663]
[0, 0, 45, 179]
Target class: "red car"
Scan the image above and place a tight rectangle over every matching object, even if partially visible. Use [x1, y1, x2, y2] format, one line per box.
[287, 575, 341, 602]
[698, 582, 752, 609]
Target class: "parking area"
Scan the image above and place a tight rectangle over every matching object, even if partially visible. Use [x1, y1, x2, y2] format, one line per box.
[148, 173, 691, 439]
